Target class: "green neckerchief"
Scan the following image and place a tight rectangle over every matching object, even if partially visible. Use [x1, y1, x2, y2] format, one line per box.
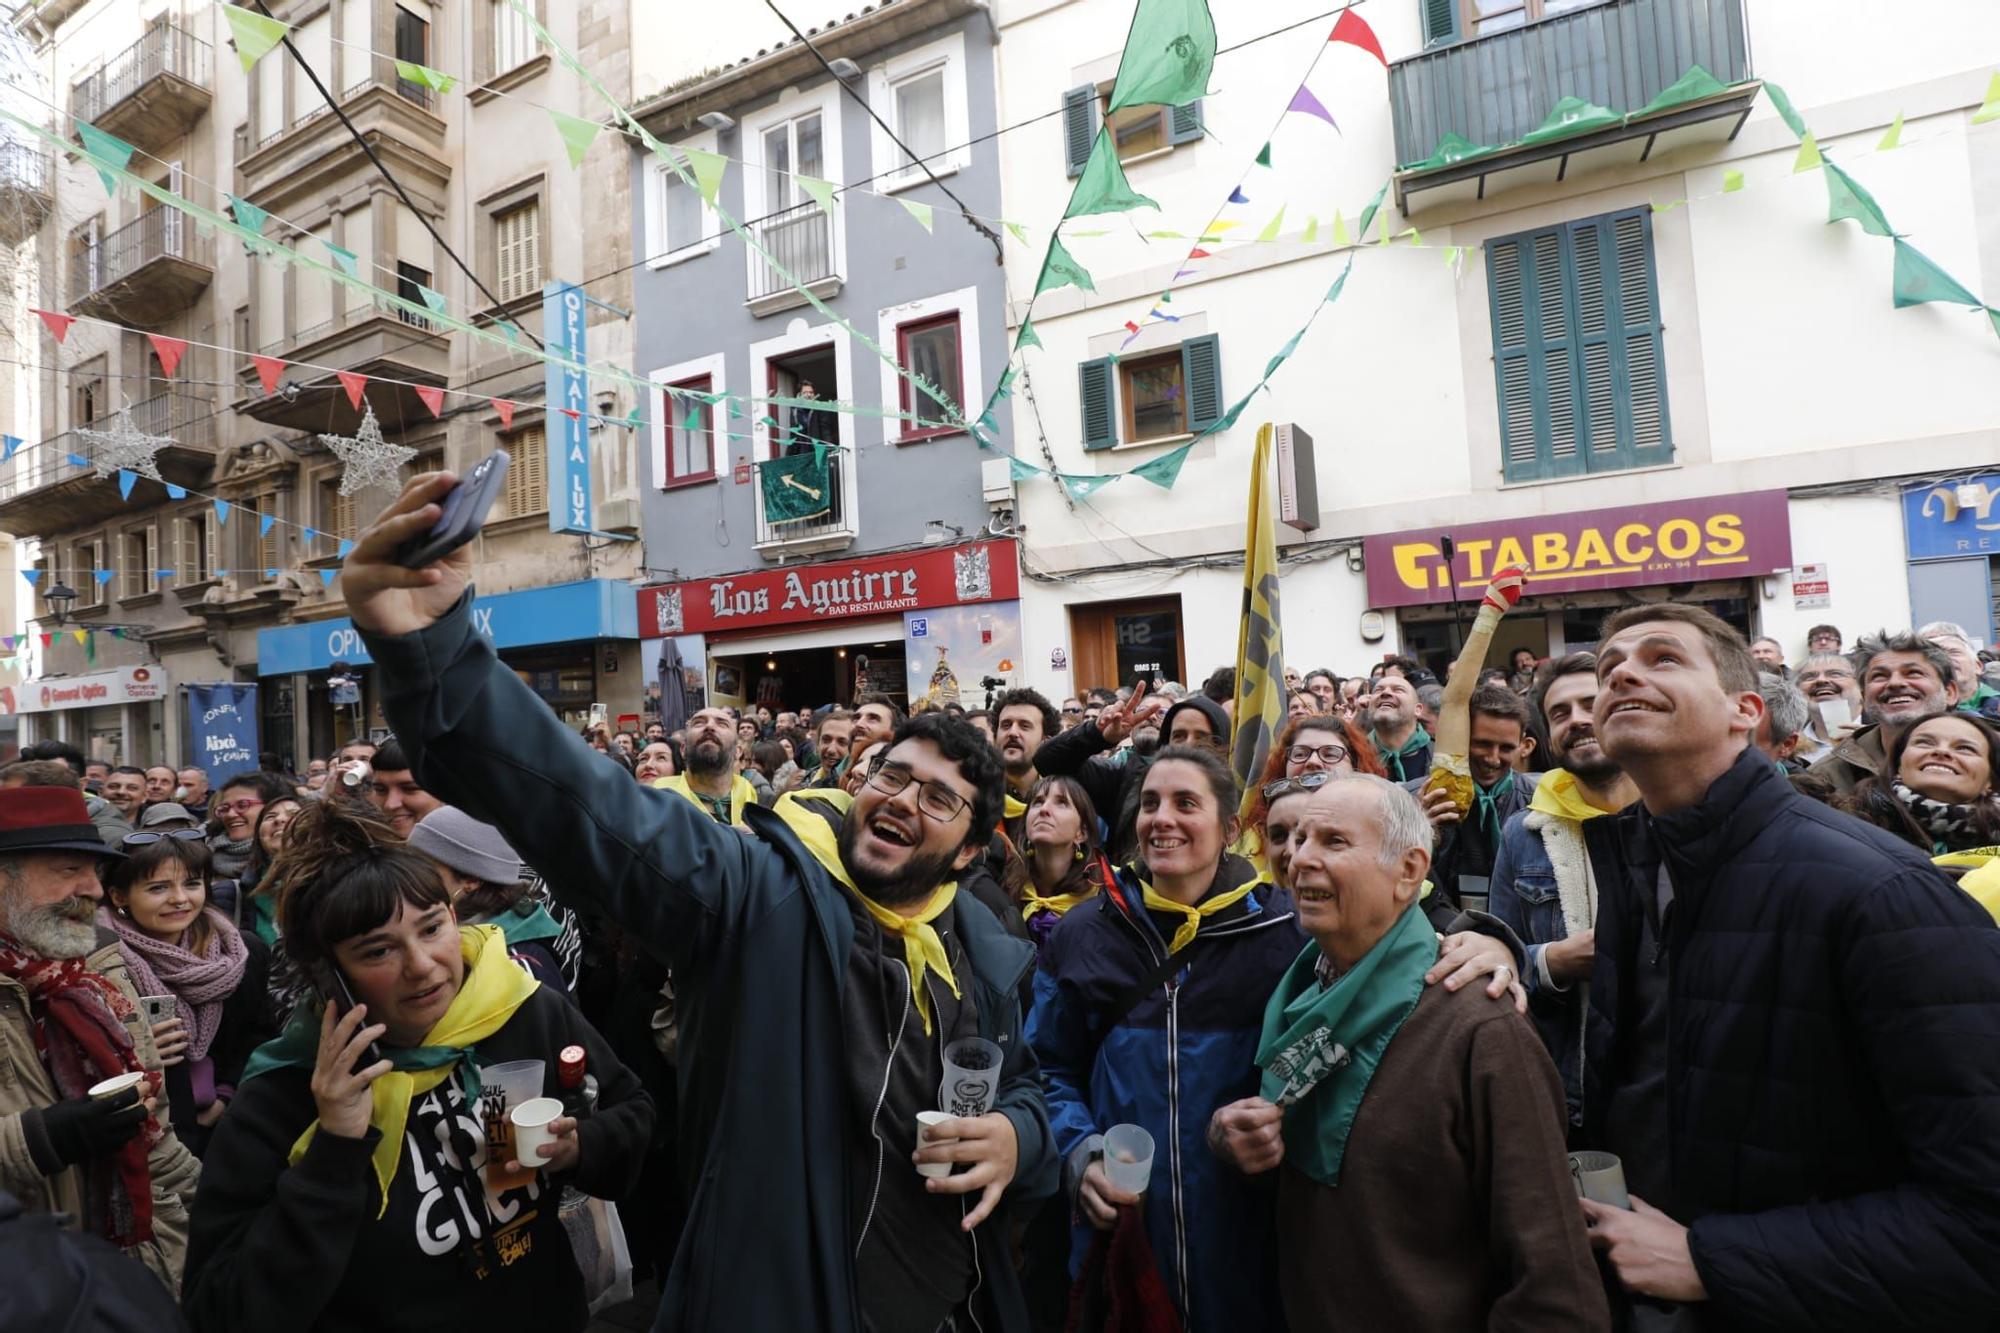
[1472, 770, 1516, 851]
[245, 891, 280, 949]
[1256, 901, 1437, 1187]
[1371, 724, 1432, 782]
[496, 898, 563, 947]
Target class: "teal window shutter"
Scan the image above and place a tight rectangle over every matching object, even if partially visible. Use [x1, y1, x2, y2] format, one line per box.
[1181, 334, 1222, 434]
[1168, 100, 1204, 146]
[1421, 0, 1460, 47]
[1079, 357, 1117, 450]
[1063, 85, 1098, 178]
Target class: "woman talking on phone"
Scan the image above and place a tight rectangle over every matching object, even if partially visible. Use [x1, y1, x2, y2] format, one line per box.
[182, 801, 653, 1333]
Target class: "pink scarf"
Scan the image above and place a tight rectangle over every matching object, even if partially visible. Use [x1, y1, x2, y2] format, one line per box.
[99, 907, 248, 1062]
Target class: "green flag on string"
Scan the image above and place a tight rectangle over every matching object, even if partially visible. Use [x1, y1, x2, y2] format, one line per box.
[1035, 233, 1096, 295]
[1824, 163, 1893, 237]
[1008, 456, 1043, 482]
[222, 4, 290, 73]
[683, 147, 728, 205]
[1792, 133, 1823, 174]
[1988, 307, 2000, 342]
[900, 198, 936, 232]
[1256, 205, 1286, 244]
[1519, 96, 1622, 146]
[1722, 169, 1745, 192]
[1354, 182, 1388, 245]
[1331, 209, 1350, 246]
[1255, 141, 1272, 167]
[1302, 215, 1318, 243]
[1107, 0, 1216, 113]
[761, 451, 833, 523]
[1004, 221, 1030, 246]
[324, 241, 359, 276]
[1635, 65, 1728, 117]
[1062, 472, 1115, 500]
[227, 194, 268, 234]
[1891, 239, 1982, 309]
[1129, 442, 1192, 489]
[1877, 112, 1904, 151]
[1763, 81, 1809, 139]
[75, 122, 134, 197]
[550, 109, 602, 167]
[1064, 129, 1159, 218]
[1017, 318, 1042, 351]
[1972, 71, 2000, 125]
[416, 283, 450, 315]
[394, 60, 456, 95]
[798, 175, 837, 215]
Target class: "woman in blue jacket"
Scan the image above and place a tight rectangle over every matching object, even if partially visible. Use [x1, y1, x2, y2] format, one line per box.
[1028, 744, 1304, 1331]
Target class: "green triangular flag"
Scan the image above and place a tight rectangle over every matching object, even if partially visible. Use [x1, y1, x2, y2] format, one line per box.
[324, 241, 358, 276]
[1256, 206, 1286, 244]
[1988, 306, 2000, 342]
[1722, 169, 1745, 193]
[1004, 221, 1030, 246]
[394, 59, 456, 95]
[682, 147, 728, 206]
[1017, 319, 1042, 352]
[1302, 215, 1318, 243]
[1354, 183, 1388, 244]
[1891, 239, 1982, 309]
[1061, 472, 1115, 500]
[900, 197, 935, 232]
[1128, 442, 1192, 490]
[1325, 261, 1351, 305]
[1255, 141, 1272, 168]
[416, 283, 449, 315]
[1792, 133, 1823, 174]
[1824, 163, 1893, 237]
[1107, 0, 1215, 113]
[550, 109, 603, 168]
[75, 122, 134, 197]
[1146, 230, 1187, 239]
[1034, 233, 1095, 296]
[1398, 225, 1423, 246]
[1008, 456, 1043, 482]
[1331, 209, 1350, 246]
[228, 194, 269, 234]
[1634, 64, 1727, 117]
[222, 4, 290, 73]
[1264, 326, 1307, 379]
[625, 406, 643, 430]
[797, 175, 837, 216]
[1064, 128, 1159, 218]
[1763, 81, 1809, 139]
[1973, 71, 2000, 125]
[1877, 112, 1904, 151]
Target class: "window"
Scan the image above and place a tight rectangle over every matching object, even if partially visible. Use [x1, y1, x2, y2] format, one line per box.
[502, 425, 548, 518]
[490, 0, 536, 74]
[74, 539, 104, 606]
[494, 199, 542, 302]
[319, 477, 357, 543]
[249, 492, 282, 574]
[763, 113, 825, 210]
[120, 529, 155, 599]
[663, 378, 715, 485]
[396, 261, 434, 329]
[896, 313, 962, 440]
[646, 144, 717, 266]
[893, 69, 947, 172]
[395, 5, 430, 99]
[1423, 0, 1606, 45]
[175, 512, 213, 582]
[1062, 84, 1202, 176]
[1078, 334, 1221, 450]
[72, 355, 106, 428]
[69, 216, 102, 295]
[1486, 208, 1671, 482]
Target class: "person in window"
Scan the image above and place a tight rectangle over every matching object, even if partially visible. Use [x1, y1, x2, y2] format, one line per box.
[785, 379, 836, 458]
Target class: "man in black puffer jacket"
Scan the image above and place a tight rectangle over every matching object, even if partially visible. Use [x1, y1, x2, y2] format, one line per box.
[1576, 603, 2000, 1330]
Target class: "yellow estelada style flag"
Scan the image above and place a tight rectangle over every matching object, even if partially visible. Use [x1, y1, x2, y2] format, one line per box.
[1230, 423, 1287, 830]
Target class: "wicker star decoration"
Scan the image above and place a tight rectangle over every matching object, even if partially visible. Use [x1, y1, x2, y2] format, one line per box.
[319, 402, 416, 497]
[78, 404, 173, 481]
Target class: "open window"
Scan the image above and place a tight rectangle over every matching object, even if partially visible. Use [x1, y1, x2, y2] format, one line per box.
[1062, 83, 1202, 176]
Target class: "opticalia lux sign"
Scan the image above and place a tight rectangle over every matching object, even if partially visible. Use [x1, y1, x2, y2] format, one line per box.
[0, 664, 168, 715]
[639, 540, 1021, 638]
[1363, 490, 1792, 610]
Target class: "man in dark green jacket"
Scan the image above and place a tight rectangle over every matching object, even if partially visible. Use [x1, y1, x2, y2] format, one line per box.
[342, 475, 1057, 1332]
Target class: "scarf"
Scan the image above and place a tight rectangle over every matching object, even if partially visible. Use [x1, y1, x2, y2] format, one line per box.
[1255, 901, 1437, 1187]
[772, 790, 961, 1035]
[1528, 768, 1615, 824]
[1889, 781, 1999, 854]
[494, 898, 563, 948]
[1372, 724, 1432, 782]
[207, 834, 255, 882]
[100, 906, 248, 1063]
[1140, 873, 1260, 955]
[655, 773, 758, 826]
[1002, 793, 1028, 823]
[240, 924, 538, 1215]
[0, 933, 162, 1246]
[1471, 770, 1516, 852]
[245, 892, 280, 949]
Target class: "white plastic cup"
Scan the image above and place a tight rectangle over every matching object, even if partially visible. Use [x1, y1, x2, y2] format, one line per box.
[89, 1070, 147, 1101]
[940, 1037, 1002, 1117]
[1102, 1123, 1154, 1195]
[1568, 1151, 1630, 1209]
[509, 1096, 565, 1166]
[915, 1110, 956, 1178]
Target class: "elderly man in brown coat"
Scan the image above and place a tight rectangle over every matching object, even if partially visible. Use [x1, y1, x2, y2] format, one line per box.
[1210, 773, 1606, 1331]
[0, 787, 201, 1295]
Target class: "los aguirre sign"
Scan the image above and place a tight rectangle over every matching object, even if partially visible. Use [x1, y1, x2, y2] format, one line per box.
[639, 540, 1020, 638]
[1363, 490, 1793, 610]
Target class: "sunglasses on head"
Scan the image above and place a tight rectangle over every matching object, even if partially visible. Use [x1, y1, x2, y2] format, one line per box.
[1261, 771, 1337, 801]
[122, 827, 207, 847]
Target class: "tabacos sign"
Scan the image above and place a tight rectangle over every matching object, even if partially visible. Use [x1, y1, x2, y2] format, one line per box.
[640, 540, 1021, 637]
[1363, 490, 1792, 610]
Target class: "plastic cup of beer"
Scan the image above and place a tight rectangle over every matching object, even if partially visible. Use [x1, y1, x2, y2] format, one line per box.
[915, 1111, 956, 1178]
[481, 1059, 545, 1190]
[510, 1097, 565, 1168]
[1102, 1124, 1155, 1195]
[940, 1037, 1002, 1118]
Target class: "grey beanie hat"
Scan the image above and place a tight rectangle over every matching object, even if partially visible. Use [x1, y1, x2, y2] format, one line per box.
[408, 806, 523, 886]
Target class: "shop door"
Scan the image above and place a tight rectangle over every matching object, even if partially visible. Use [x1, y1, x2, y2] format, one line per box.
[1908, 557, 1998, 646]
[1069, 597, 1185, 692]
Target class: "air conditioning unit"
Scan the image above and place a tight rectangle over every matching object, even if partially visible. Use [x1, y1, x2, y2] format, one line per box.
[981, 457, 1013, 509]
[598, 498, 641, 534]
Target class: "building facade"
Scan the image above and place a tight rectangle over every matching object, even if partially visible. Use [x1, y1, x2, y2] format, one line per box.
[993, 0, 2000, 696]
[0, 0, 643, 768]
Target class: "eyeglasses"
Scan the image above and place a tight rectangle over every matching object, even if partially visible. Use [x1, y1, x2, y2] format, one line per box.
[1262, 771, 1336, 801]
[1286, 743, 1350, 767]
[866, 763, 970, 822]
[1061, 706, 1083, 716]
[122, 827, 207, 847]
[215, 798, 264, 816]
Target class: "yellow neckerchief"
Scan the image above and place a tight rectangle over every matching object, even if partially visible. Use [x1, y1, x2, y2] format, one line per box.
[287, 925, 537, 1215]
[772, 790, 962, 1034]
[1003, 793, 1028, 822]
[1936, 846, 2000, 924]
[1529, 767, 1616, 824]
[1140, 874, 1262, 954]
[655, 772, 758, 826]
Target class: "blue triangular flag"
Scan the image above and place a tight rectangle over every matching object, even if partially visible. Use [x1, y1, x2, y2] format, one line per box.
[1228, 187, 1249, 205]
[213, 498, 231, 525]
[338, 539, 355, 558]
[165, 483, 187, 499]
[20, 570, 41, 586]
[258, 513, 275, 538]
[155, 569, 175, 581]
[117, 469, 137, 500]
[215, 568, 230, 578]
[302, 527, 319, 543]
[66, 453, 89, 468]
[263, 567, 279, 580]
[1, 435, 18, 462]
[92, 569, 114, 586]
[319, 569, 339, 587]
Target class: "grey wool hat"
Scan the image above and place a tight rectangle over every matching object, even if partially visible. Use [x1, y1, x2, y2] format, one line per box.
[408, 806, 524, 886]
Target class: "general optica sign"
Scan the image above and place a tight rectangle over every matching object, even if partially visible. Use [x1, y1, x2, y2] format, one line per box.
[0, 665, 169, 715]
[1363, 490, 1792, 610]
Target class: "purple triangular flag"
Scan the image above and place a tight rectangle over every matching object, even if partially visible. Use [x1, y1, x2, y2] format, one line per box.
[1228, 186, 1249, 205]
[1288, 85, 1339, 130]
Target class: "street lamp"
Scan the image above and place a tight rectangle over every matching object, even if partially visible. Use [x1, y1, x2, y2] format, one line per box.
[42, 581, 77, 627]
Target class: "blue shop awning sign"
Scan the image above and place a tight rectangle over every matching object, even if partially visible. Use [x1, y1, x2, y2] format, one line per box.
[255, 579, 638, 676]
[1903, 473, 2000, 562]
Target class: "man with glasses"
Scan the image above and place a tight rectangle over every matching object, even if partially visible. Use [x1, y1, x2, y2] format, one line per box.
[1409, 685, 1540, 915]
[337, 474, 1057, 1333]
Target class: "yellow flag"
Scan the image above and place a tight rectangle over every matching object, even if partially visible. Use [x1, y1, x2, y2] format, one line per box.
[1230, 424, 1287, 827]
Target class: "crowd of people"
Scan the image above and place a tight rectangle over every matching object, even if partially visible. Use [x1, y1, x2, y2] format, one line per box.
[3, 476, 1998, 1332]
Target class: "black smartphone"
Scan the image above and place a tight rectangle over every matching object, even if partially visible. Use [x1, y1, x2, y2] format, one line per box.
[394, 448, 512, 568]
[312, 961, 386, 1071]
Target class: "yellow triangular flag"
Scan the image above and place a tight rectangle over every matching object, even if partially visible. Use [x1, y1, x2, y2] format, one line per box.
[1302, 215, 1318, 243]
[1973, 72, 2000, 125]
[1877, 112, 1904, 151]
[1255, 206, 1286, 244]
[1397, 225, 1423, 246]
[73, 629, 88, 645]
[1722, 168, 1745, 192]
[899, 198, 935, 232]
[1206, 220, 1242, 233]
[1792, 132, 1824, 173]
[1331, 210, 1350, 247]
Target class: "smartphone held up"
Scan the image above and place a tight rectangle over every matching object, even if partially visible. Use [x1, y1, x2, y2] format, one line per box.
[393, 449, 511, 569]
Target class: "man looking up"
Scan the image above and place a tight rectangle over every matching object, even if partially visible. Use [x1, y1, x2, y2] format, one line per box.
[1576, 603, 2000, 1326]
[1806, 624, 1842, 654]
[1918, 620, 2000, 718]
[1412, 684, 1539, 912]
[1807, 630, 1959, 794]
[1749, 636, 1787, 676]
[1792, 651, 1863, 765]
[338, 474, 1056, 1331]
[850, 695, 905, 762]
[364, 740, 442, 837]
[174, 767, 210, 820]
[1367, 673, 1431, 782]
[657, 707, 760, 825]
[143, 766, 178, 806]
[807, 709, 854, 790]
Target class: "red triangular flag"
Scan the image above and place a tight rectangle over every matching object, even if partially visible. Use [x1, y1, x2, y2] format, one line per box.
[1188, 248, 1213, 260]
[335, 370, 368, 410]
[40, 633, 53, 648]
[1123, 321, 1141, 335]
[34, 309, 74, 343]
[559, 407, 582, 422]
[1328, 8, 1387, 65]
[147, 333, 188, 378]
[415, 385, 445, 418]
[251, 354, 285, 397]
[493, 399, 515, 430]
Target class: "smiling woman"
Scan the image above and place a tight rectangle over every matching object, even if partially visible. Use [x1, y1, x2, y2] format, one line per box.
[1835, 713, 2000, 858]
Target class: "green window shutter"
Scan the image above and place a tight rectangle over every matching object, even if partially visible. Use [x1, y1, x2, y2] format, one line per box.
[1607, 210, 1671, 468]
[1181, 333, 1222, 434]
[1079, 357, 1117, 450]
[1421, 0, 1460, 47]
[1063, 85, 1098, 178]
[1489, 237, 1542, 480]
[1168, 100, 1204, 146]
[1487, 227, 1581, 481]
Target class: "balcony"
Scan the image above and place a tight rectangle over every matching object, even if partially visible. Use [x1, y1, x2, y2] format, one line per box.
[0, 393, 218, 533]
[238, 301, 449, 432]
[1389, 0, 1755, 213]
[747, 206, 841, 316]
[67, 208, 213, 324]
[234, 74, 447, 211]
[754, 450, 858, 555]
[0, 141, 53, 248]
[70, 22, 211, 155]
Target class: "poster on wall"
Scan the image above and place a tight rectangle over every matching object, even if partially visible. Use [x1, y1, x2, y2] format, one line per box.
[905, 601, 1025, 712]
[184, 683, 259, 792]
